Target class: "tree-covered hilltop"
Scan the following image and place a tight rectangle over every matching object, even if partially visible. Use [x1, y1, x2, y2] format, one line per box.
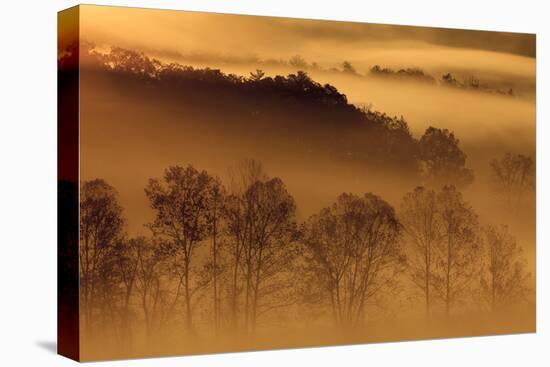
[61, 43, 475, 185]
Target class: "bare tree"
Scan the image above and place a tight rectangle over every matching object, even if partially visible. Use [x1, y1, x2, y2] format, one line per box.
[79, 179, 124, 337]
[244, 178, 299, 330]
[223, 162, 298, 332]
[222, 193, 246, 329]
[124, 236, 173, 341]
[112, 237, 140, 349]
[480, 225, 531, 312]
[228, 158, 268, 194]
[302, 193, 404, 327]
[204, 182, 226, 332]
[145, 165, 222, 332]
[400, 187, 441, 318]
[223, 159, 267, 329]
[490, 152, 535, 206]
[433, 185, 480, 315]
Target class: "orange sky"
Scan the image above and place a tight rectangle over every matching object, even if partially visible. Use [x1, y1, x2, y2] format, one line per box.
[78, 5, 535, 65]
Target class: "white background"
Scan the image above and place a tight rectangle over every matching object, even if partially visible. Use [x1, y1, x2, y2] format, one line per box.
[0, 0, 547, 365]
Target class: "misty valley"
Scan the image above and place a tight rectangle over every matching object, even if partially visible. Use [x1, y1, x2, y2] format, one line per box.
[59, 31, 535, 360]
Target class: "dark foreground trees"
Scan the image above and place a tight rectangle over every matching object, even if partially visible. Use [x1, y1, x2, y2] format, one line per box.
[302, 193, 405, 327]
[401, 185, 480, 316]
[145, 165, 222, 332]
[400, 187, 440, 318]
[77, 161, 533, 350]
[400, 184, 532, 319]
[223, 160, 299, 332]
[142, 161, 300, 335]
[434, 186, 480, 315]
[79, 179, 124, 337]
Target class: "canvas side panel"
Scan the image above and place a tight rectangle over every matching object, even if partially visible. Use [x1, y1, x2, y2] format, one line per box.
[57, 5, 80, 362]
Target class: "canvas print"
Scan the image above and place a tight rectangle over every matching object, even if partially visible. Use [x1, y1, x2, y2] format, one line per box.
[58, 5, 536, 362]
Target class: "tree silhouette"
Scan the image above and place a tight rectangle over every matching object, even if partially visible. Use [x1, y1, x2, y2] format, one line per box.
[419, 127, 474, 188]
[433, 186, 479, 315]
[441, 73, 461, 87]
[490, 152, 535, 206]
[302, 193, 404, 327]
[79, 179, 124, 337]
[223, 161, 298, 331]
[223, 159, 268, 328]
[112, 237, 140, 350]
[370, 65, 436, 84]
[480, 225, 531, 312]
[205, 181, 226, 332]
[341, 61, 357, 74]
[104, 46, 160, 78]
[249, 69, 265, 82]
[145, 165, 222, 332]
[289, 54, 307, 69]
[400, 187, 440, 318]
[125, 236, 172, 341]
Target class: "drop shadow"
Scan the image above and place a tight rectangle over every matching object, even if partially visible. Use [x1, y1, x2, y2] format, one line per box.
[36, 340, 57, 354]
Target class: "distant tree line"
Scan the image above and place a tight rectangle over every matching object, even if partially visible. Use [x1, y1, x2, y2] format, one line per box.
[440, 72, 516, 96]
[370, 65, 437, 84]
[370, 65, 516, 96]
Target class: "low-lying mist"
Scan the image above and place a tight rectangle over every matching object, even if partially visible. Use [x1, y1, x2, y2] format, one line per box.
[79, 52, 535, 243]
